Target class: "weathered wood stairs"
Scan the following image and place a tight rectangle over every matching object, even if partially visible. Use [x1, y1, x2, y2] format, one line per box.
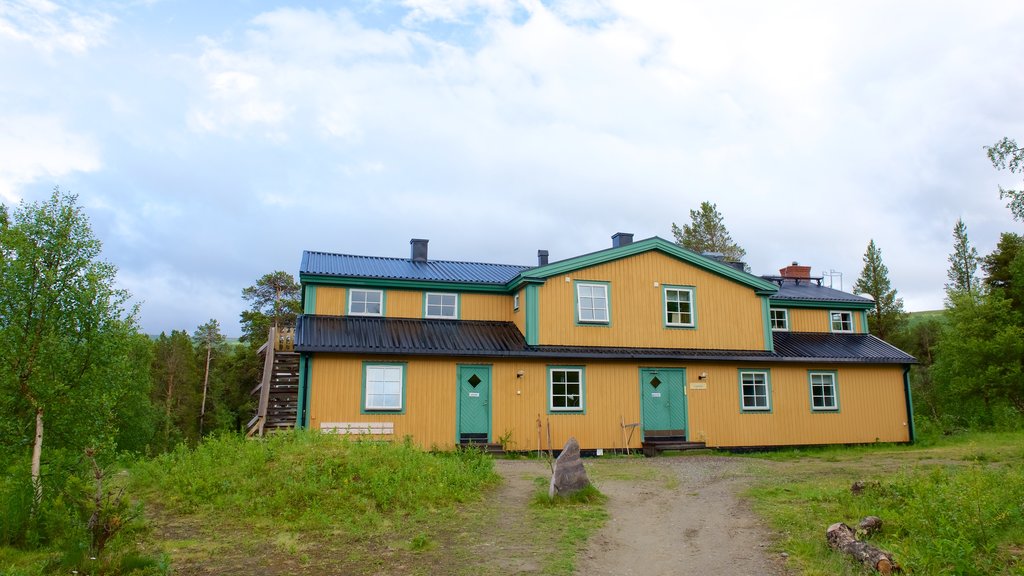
[246, 327, 300, 437]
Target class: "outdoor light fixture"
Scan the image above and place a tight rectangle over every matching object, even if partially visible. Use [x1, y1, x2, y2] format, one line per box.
[699, 372, 708, 380]
[516, 370, 525, 378]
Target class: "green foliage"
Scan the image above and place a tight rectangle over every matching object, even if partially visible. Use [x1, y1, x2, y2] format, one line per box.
[933, 290, 1024, 427]
[240, 271, 301, 345]
[0, 189, 144, 497]
[986, 136, 1024, 221]
[853, 239, 907, 341]
[946, 218, 980, 297]
[130, 432, 499, 534]
[671, 201, 746, 263]
[984, 233, 1024, 314]
[150, 331, 200, 450]
[528, 478, 607, 575]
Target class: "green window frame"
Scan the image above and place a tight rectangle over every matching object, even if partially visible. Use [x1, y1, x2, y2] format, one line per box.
[809, 371, 839, 411]
[424, 292, 458, 319]
[769, 308, 788, 331]
[349, 288, 384, 316]
[738, 369, 771, 412]
[575, 281, 610, 325]
[361, 362, 406, 413]
[830, 310, 853, 333]
[548, 366, 585, 413]
[663, 285, 696, 328]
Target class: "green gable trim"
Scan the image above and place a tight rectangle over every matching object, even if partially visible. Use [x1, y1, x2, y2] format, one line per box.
[296, 354, 311, 428]
[860, 310, 869, 334]
[769, 298, 874, 310]
[761, 296, 774, 352]
[574, 280, 612, 327]
[300, 274, 511, 294]
[510, 237, 778, 295]
[903, 365, 915, 443]
[303, 284, 317, 314]
[525, 284, 539, 346]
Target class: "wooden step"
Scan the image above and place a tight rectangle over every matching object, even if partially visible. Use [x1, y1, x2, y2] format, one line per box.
[641, 441, 707, 457]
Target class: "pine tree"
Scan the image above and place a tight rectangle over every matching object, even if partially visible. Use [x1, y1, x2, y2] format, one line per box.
[193, 319, 226, 436]
[946, 218, 979, 297]
[853, 239, 907, 341]
[240, 271, 301, 346]
[986, 137, 1024, 221]
[671, 201, 746, 262]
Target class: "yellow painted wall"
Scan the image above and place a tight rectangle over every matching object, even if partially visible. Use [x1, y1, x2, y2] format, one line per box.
[512, 289, 525, 334]
[313, 286, 346, 315]
[535, 251, 766, 349]
[461, 293, 515, 321]
[308, 355, 910, 450]
[786, 308, 866, 333]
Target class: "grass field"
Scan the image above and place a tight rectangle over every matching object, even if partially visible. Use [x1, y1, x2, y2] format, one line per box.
[745, 431, 1024, 575]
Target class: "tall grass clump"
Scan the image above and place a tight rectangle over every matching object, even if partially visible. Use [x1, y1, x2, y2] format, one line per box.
[130, 431, 499, 534]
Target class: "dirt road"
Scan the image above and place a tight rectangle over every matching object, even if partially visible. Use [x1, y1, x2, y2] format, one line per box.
[575, 456, 783, 576]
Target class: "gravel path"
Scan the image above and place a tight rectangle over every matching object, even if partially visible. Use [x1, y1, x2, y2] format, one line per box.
[575, 456, 784, 576]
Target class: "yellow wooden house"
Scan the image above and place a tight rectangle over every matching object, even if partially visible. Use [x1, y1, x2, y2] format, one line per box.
[293, 234, 916, 452]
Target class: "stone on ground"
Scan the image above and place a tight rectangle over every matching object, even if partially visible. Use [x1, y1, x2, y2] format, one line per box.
[549, 437, 590, 498]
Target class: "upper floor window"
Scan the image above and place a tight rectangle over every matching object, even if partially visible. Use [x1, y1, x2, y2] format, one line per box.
[349, 289, 383, 316]
[664, 286, 695, 328]
[425, 292, 457, 319]
[770, 308, 788, 331]
[513, 293, 520, 311]
[809, 371, 839, 411]
[739, 370, 771, 412]
[576, 282, 609, 324]
[830, 311, 853, 333]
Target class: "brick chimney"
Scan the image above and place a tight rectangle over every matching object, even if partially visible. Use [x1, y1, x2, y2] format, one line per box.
[779, 262, 811, 279]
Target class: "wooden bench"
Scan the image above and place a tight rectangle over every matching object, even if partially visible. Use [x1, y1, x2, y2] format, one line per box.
[320, 422, 395, 435]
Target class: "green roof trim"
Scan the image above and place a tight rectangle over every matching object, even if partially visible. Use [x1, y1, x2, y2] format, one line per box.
[509, 237, 779, 295]
[770, 298, 874, 310]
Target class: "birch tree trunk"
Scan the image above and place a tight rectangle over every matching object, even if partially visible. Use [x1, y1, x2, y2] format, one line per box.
[31, 406, 44, 505]
[199, 343, 211, 436]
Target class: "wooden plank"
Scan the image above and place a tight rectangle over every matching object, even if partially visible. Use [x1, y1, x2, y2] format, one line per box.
[320, 422, 395, 435]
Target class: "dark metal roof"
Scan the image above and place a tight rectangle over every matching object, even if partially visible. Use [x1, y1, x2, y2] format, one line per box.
[766, 278, 873, 305]
[300, 251, 531, 285]
[296, 316, 915, 364]
[772, 331, 916, 363]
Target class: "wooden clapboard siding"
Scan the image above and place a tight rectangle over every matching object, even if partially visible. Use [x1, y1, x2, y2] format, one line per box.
[460, 293, 514, 321]
[787, 308, 828, 332]
[313, 286, 346, 315]
[386, 289, 421, 318]
[535, 251, 766, 350]
[685, 364, 909, 447]
[511, 289, 526, 335]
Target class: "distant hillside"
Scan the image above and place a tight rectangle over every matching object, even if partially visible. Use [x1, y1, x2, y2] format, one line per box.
[908, 309, 945, 328]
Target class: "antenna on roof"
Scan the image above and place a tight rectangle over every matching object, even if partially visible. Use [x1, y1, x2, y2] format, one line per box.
[824, 269, 843, 291]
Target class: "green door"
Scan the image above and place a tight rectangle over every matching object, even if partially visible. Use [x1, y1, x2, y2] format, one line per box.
[458, 365, 491, 442]
[640, 368, 687, 437]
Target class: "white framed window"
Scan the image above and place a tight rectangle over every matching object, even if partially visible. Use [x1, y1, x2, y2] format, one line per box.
[349, 289, 383, 316]
[549, 367, 584, 412]
[664, 286, 695, 327]
[830, 310, 853, 333]
[576, 283, 609, 324]
[425, 292, 457, 319]
[809, 371, 839, 411]
[739, 370, 771, 411]
[364, 364, 403, 411]
[513, 293, 520, 311]
[770, 308, 788, 331]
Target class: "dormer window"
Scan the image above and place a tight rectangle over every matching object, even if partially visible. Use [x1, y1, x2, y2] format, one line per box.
[830, 311, 853, 333]
[770, 308, 788, 331]
[349, 289, 383, 316]
[425, 292, 458, 319]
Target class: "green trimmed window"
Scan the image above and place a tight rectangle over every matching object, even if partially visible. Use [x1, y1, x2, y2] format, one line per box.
[830, 311, 853, 333]
[576, 283, 609, 323]
[349, 289, 383, 316]
[549, 368, 584, 412]
[425, 292, 457, 319]
[364, 364, 403, 411]
[770, 308, 788, 331]
[809, 371, 838, 411]
[664, 286, 695, 327]
[739, 370, 770, 411]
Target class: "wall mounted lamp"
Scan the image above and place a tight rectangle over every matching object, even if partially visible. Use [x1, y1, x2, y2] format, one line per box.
[698, 372, 708, 380]
[516, 370, 525, 378]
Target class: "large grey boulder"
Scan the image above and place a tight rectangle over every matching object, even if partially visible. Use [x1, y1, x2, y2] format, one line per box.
[549, 437, 590, 498]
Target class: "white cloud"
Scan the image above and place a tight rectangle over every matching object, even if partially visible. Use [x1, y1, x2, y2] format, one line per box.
[0, 0, 114, 55]
[0, 115, 101, 203]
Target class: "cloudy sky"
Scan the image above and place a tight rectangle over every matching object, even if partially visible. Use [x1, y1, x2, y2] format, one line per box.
[3, 0, 1023, 336]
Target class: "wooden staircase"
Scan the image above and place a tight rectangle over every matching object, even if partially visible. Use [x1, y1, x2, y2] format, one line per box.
[246, 327, 301, 437]
[641, 429, 707, 457]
